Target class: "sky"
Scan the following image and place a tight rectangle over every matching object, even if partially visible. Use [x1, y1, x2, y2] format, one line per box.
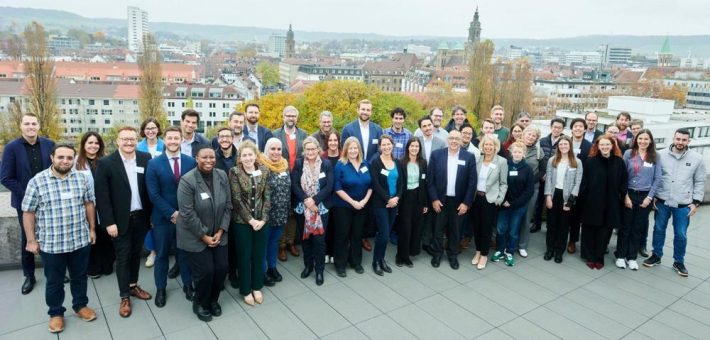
[3, 0, 709, 39]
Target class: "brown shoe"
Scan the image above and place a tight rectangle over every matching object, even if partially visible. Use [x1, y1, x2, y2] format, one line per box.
[567, 242, 577, 254]
[129, 285, 152, 300]
[460, 237, 471, 250]
[278, 248, 288, 262]
[48, 316, 64, 333]
[361, 239, 372, 252]
[288, 243, 300, 257]
[75, 306, 97, 321]
[119, 298, 131, 318]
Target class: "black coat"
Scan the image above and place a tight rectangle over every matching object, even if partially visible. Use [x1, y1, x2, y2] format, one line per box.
[291, 157, 333, 209]
[579, 155, 627, 227]
[398, 157, 429, 207]
[369, 154, 405, 208]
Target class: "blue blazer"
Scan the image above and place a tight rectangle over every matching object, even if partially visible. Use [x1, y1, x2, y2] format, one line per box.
[245, 125, 273, 152]
[340, 120, 383, 163]
[426, 148, 478, 207]
[0, 137, 55, 209]
[291, 157, 334, 209]
[146, 153, 197, 226]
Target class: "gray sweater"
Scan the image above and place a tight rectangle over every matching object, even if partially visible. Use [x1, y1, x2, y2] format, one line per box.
[655, 147, 706, 206]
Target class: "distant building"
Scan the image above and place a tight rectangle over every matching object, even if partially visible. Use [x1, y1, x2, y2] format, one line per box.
[508, 45, 524, 60]
[48, 36, 80, 52]
[665, 76, 710, 110]
[127, 6, 149, 53]
[363, 52, 418, 92]
[162, 84, 243, 130]
[268, 34, 287, 57]
[657, 36, 674, 67]
[602, 46, 632, 66]
[433, 7, 482, 70]
[297, 65, 363, 82]
[285, 25, 295, 59]
[564, 51, 602, 67]
[465, 7, 482, 57]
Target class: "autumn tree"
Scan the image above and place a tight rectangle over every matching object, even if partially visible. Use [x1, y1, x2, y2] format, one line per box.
[4, 34, 23, 60]
[247, 91, 299, 130]
[138, 33, 168, 127]
[467, 39, 495, 121]
[0, 101, 24, 145]
[256, 61, 280, 87]
[24, 21, 62, 140]
[295, 80, 379, 132]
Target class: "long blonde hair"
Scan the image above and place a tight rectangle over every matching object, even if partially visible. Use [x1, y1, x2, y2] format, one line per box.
[339, 137, 363, 164]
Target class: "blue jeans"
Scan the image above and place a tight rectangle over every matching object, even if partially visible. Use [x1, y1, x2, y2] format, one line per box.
[153, 223, 191, 289]
[264, 225, 284, 269]
[652, 202, 690, 264]
[496, 205, 528, 253]
[374, 207, 398, 263]
[40, 245, 90, 316]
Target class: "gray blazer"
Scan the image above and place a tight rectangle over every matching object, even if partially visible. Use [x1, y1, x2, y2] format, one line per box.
[272, 126, 309, 165]
[176, 168, 232, 253]
[418, 135, 447, 162]
[544, 156, 583, 203]
[476, 155, 508, 204]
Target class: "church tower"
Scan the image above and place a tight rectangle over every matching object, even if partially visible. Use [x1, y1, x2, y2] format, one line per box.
[285, 24, 295, 58]
[468, 7, 481, 45]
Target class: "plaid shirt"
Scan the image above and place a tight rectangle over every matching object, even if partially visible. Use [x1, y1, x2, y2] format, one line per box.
[21, 168, 95, 254]
[384, 127, 412, 160]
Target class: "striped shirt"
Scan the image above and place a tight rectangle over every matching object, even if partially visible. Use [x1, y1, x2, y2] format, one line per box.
[21, 168, 95, 254]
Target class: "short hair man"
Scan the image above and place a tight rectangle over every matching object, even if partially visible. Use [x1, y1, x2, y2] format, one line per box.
[584, 112, 603, 143]
[444, 105, 470, 132]
[22, 144, 98, 333]
[490, 105, 509, 143]
[210, 112, 254, 150]
[180, 109, 210, 157]
[416, 115, 446, 163]
[630, 119, 644, 137]
[312, 111, 335, 150]
[383, 107, 412, 159]
[516, 112, 532, 127]
[615, 111, 633, 147]
[414, 107, 449, 141]
[340, 99, 384, 162]
[244, 103, 274, 152]
[272, 105, 308, 170]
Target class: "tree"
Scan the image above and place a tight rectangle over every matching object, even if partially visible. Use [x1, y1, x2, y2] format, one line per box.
[237, 48, 257, 58]
[4, 34, 23, 60]
[295, 81, 379, 132]
[67, 28, 91, 47]
[467, 39, 496, 121]
[248, 91, 299, 130]
[23, 22, 62, 140]
[138, 33, 168, 127]
[256, 61, 280, 87]
[0, 101, 24, 145]
[93, 31, 106, 43]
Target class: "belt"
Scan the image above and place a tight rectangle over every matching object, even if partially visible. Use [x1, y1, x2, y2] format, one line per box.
[628, 189, 650, 194]
[129, 210, 144, 218]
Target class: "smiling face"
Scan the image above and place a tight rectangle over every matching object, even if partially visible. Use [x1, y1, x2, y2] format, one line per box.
[20, 115, 39, 140]
[447, 130, 462, 152]
[420, 118, 434, 137]
[358, 103, 372, 122]
[511, 146, 524, 162]
[453, 109, 466, 125]
[482, 139, 495, 156]
[672, 131, 690, 152]
[116, 129, 138, 155]
[283, 110, 298, 129]
[550, 122, 564, 138]
[51, 147, 75, 175]
[636, 132, 651, 150]
[164, 130, 181, 154]
[240, 146, 256, 168]
[572, 121, 585, 138]
[392, 113, 405, 130]
[557, 139, 571, 154]
[84, 135, 101, 158]
[616, 115, 629, 130]
[517, 116, 531, 127]
[196, 148, 216, 172]
[327, 133, 339, 152]
[523, 130, 539, 146]
[143, 122, 158, 140]
[320, 115, 332, 133]
[491, 109, 504, 124]
[598, 138, 613, 157]
[304, 141, 320, 161]
[267, 141, 282, 162]
[481, 121, 495, 135]
[379, 138, 393, 156]
[230, 114, 245, 135]
[217, 130, 234, 150]
[511, 125, 523, 141]
[461, 126, 474, 144]
[181, 115, 198, 135]
[408, 140, 421, 158]
[585, 113, 598, 131]
[346, 141, 360, 160]
[430, 109, 443, 127]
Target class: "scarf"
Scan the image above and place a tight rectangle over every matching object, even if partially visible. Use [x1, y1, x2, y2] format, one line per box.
[259, 154, 288, 173]
[300, 157, 324, 240]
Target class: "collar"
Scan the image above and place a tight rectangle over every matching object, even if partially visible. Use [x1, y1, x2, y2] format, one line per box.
[119, 151, 136, 163]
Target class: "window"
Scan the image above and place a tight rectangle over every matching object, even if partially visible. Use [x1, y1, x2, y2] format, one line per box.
[89, 99, 95, 105]
[90, 76, 100, 81]
[168, 102, 175, 107]
[223, 103, 229, 108]
[103, 100, 110, 106]
[105, 119, 111, 124]
[195, 102, 202, 108]
[90, 119, 96, 124]
[209, 103, 216, 108]
[209, 112, 216, 117]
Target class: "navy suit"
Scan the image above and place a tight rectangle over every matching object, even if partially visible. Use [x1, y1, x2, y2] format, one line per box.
[146, 153, 196, 289]
[0, 136, 54, 277]
[340, 120, 383, 163]
[246, 124, 273, 152]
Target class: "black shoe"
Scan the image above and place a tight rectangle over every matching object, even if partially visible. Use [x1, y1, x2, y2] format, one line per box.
[554, 254, 563, 264]
[193, 303, 212, 322]
[270, 268, 283, 282]
[264, 274, 275, 287]
[643, 254, 662, 267]
[529, 224, 541, 233]
[431, 255, 441, 268]
[315, 272, 324, 286]
[405, 259, 414, 268]
[395, 258, 405, 267]
[372, 262, 384, 276]
[336, 268, 347, 278]
[168, 264, 180, 279]
[63, 276, 70, 283]
[449, 257, 460, 270]
[354, 265, 365, 274]
[301, 266, 313, 279]
[380, 261, 392, 273]
[604, 248, 609, 255]
[21, 276, 36, 295]
[673, 262, 688, 277]
[183, 285, 194, 301]
[638, 248, 650, 258]
[88, 273, 101, 279]
[422, 244, 435, 257]
[209, 302, 222, 317]
[155, 288, 166, 307]
[544, 251, 553, 261]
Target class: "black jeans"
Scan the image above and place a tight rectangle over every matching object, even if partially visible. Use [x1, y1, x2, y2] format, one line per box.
[297, 212, 328, 273]
[332, 207, 365, 270]
[471, 195, 497, 256]
[185, 245, 227, 308]
[398, 188, 423, 260]
[581, 224, 611, 264]
[615, 190, 652, 260]
[227, 225, 238, 280]
[40, 245, 90, 316]
[16, 208, 36, 278]
[433, 197, 463, 259]
[112, 211, 149, 298]
[546, 189, 571, 255]
[532, 180, 546, 228]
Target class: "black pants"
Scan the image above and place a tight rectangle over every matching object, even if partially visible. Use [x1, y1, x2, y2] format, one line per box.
[546, 189, 571, 255]
[568, 196, 583, 244]
[16, 208, 35, 278]
[398, 188, 423, 260]
[185, 245, 227, 308]
[471, 195, 496, 256]
[88, 223, 115, 276]
[297, 212, 328, 273]
[112, 211, 149, 298]
[325, 212, 335, 257]
[581, 224, 611, 264]
[433, 197, 463, 259]
[333, 207, 365, 270]
[420, 207, 434, 248]
[615, 190, 652, 260]
[227, 226, 238, 280]
[532, 180, 546, 228]
[40, 245, 90, 316]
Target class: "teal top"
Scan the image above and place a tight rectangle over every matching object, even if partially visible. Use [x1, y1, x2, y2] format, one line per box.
[386, 165, 398, 196]
[406, 163, 420, 190]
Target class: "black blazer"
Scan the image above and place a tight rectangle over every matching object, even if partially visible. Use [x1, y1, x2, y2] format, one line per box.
[291, 157, 333, 209]
[398, 158, 429, 207]
[369, 154, 405, 208]
[426, 148, 477, 207]
[95, 151, 153, 234]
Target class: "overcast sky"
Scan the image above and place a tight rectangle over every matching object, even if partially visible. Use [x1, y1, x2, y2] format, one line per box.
[5, 0, 708, 39]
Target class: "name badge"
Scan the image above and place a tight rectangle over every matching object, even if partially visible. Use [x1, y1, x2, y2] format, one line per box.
[421, 174, 426, 180]
[489, 163, 497, 169]
[360, 166, 368, 173]
[318, 172, 326, 179]
[135, 166, 145, 174]
[395, 142, 404, 148]
[251, 170, 262, 177]
[372, 139, 379, 145]
[200, 192, 210, 200]
[509, 171, 518, 176]
[643, 162, 653, 168]
[60, 192, 73, 200]
[279, 172, 288, 177]
[289, 134, 296, 140]
[457, 160, 466, 166]
[380, 169, 390, 176]
[574, 148, 581, 155]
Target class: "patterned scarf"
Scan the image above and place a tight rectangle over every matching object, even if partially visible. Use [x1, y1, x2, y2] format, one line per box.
[300, 157, 324, 240]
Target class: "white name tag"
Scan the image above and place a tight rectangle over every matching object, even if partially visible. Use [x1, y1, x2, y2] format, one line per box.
[395, 142, 404, 148]
[372, 139, 379, 145]
[509, 171, 518, 176]
[289, 134, 296, 140]
[574, 148, 581, 155]
[60, 192, 73, 200]
[457, 160, 466, 166]
[360, 166, 368, 173]
[279, 172, 288, 177]
[380, 169, 390, 176]
[421, 174, 426, 179]
[200, 192, 210, 200]
[489, 163, 497, 169]
[135, 166, 145, 174]
[318, 172, 326, 179]
[643, 162, 653, 168]
[251, 170, 262, 177]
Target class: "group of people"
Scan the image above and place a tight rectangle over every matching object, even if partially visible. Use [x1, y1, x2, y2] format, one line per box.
[0, 100, 704, 333]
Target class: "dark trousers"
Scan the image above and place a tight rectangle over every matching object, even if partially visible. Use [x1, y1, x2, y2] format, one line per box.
[297, 213, 328, 273]
[546, 189, 571, 255]
[373, 207, 397, 263]
[420, 208, 434, 247]
[532, 180, 546, 228]
[153, 223, 192, 289]
[235, 223, 268, 296]
[398, 188, 423, 260]
[87, 223, 114, 276]
[227, 226, 238, 280]
[472, 195, 497, 256]
[40, 245, 90, 316]
[325, 213, 335, 257]
[433, 197, 463, 259]
[265, 225, 284, 269]
[363, 202, 376, 238]
[16, 208, 35, 278]
[615, 190, 652, 260]
[113, 211, 149, 298]
[568, 197, 583, 244]
[185, 245, 227, 308]
[332, 207, 365, 270]
[581, 224, 611, 264]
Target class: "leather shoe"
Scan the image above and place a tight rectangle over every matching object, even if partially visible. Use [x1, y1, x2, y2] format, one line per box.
[300, 266, 313, 279]
[543, 251, 553, 261]
[354, 265, 365, 274]
[395, 259, 405, 267]
[422, 244, 434, 257]
[449, 257, 460, 270]
[264, 274, 276, 287]
[315, 272, 324, 286]
[431, 255, 441, 268]
[183, 285, 194, 301]
[567, 242, 576, 254]
[21, 276, 36, 295]
[167, 264, 180, 279]
[119, 298, 131, 318]
[288, 243, 300, 257]
[48, 316, 64, 333]
[130, 285, 152, 300]
[193, 303, 212, 322]
[229, 276, 239, 289]
[405, 259, 414, 268]
[554, 254, 563, 263]
[336, 268, 347, 277]
[372, 262, 384, 276]
[209, 302, 222, 317]
[278, 248, 288, 261]
[270, 268, 283, 282]
[529, 223, 541, 233]
[380, 261, 392, 273]
[638, 248, 650, 258]
[362, 239, 372, 252]
[459, 237, 471, 250]
[75, 306, 97, 321]
[155, 288, 166, 308]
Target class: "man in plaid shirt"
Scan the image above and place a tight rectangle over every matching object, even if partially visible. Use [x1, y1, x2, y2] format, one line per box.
[22, 144, 98, 333]
[383, 107, 412, 160]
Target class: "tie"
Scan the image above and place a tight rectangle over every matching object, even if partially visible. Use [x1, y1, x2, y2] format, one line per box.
[172, 157, 180, 183]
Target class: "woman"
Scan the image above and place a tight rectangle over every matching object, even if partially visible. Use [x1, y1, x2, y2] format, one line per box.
[471, 134, 508, 269]
[333, 137, 372, 277]
[137, 117, 164, 268]
[493, 142, 534, 267]
[75, 131, 114, 278]
[580, 134, 627, 269]
[517, 126, 543, 258]
[259, 138, 290, 286]
[230, 140, 271, 305]
[321, 131, 340, 264]
[292, 137, 333, 286]
[614, 129, 661, 270]
[176, 146, 232, 322]
[369, 135, 404, 275]
[543, 136, 583, 263]
[501, 123, 525, 158]
[396, 137, 428, 267]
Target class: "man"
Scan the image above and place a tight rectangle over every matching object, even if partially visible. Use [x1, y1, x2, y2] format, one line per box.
[180, 109, 210, 157]
[490, 105, 510, 143]
[384, 107, 412, 160]
[583, 112, 603, 143]
[644, 129, 705, 277]
[312, 111, 335, 150]
[341, 99, 383, 163]
[531, 118, 565, 233]
[444, 105, 471, 132]
[414, 107, 448, 141]
[210, 111, 254, 150]
[272, 105, 309, 170]
[630, 119, 644, 138]
[416, 115, 447, 163]
[0, 113, 55, 295]
[214, 127, 238, 173]
[567, 118, 592, 253]
[427, 130, 477, 269]
[244, 103, 274, 152]
[477, 119, 496, 147]
[22, 144, 97, 333]
[516, 112, 532, 127]
[95, 126, 153, 317]
[146, 126, 196, 308]
[615, 111, 634, 148]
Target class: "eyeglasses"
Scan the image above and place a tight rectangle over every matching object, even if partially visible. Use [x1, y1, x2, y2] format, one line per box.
[119, 138, 137, 143]
[145, 127, 158, 131]
[218, 135, 233, 139]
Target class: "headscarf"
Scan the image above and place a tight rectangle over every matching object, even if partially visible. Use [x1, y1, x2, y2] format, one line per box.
[258, 138, 288, 173]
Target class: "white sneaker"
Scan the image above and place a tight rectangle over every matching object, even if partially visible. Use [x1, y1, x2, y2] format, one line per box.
[518, 249, 528, 258]
[615, 258, 626, 269]
[145, 254, 156, 268]
[627, 260, 639, 270]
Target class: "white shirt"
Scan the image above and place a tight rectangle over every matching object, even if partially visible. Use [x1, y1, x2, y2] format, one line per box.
[359, 121, 370, 158]
[422, 136, 433, 162]
[555, 161, 568, 190]
[247, 124, 260, 147]
[120, 153, 143, 212]
[477, 163, 491, 192]
[167, 151, 181, 175]
[584, 130, 596, 143]
[446, 153, 459, 197]
[181, 134, 195, 157]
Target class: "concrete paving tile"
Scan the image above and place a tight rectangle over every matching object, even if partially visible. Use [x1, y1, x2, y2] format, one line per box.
[0, 287, 54, 335]
[545, 297, 631, 339]
[0, 322, 55, 340]
[281, 291, 350, 337]
[499, 316, 560, 340]
[208, 310, 267, 340]
[474, 328, 515, 340]
[652, 309, 710, 339]
[387, 304, 465, 340]
[320, 326, 368, 340]
[441, 285, 516, 327]
[414, 294, 493, 339]
[523, 307, 606, 340]
[565, 288, 649, 328]
[668, 298, 710, 327]
[485, 269, 559, 305]
[636, 319, 696, 340]
[356, 314, 415, 340]
[315, 282, 381, 324]
[246, 300, 316, 340]
[103, 300, 163, 340]
[343, 274, 409, 313]
[164, 323, 216, 340]
[465, 278, 539, 315]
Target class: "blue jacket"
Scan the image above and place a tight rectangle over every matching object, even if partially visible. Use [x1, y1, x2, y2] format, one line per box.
[573, 138, 592, 164]
[340, 120, 383, 163]
[0, 137, 55, 209]
[136, 138, 165, 157]
[245, 124, 273, 152]
[427, 148, 478, 207]
[188, 133, 210, 158]
[291, 157, 334, 209]
[146, 153, 197, 226]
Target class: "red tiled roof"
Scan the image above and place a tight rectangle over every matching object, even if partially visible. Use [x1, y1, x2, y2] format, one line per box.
[0, 61, 195, 82]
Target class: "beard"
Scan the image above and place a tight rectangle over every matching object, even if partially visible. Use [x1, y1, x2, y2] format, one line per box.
[53, 165, 72, 175]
